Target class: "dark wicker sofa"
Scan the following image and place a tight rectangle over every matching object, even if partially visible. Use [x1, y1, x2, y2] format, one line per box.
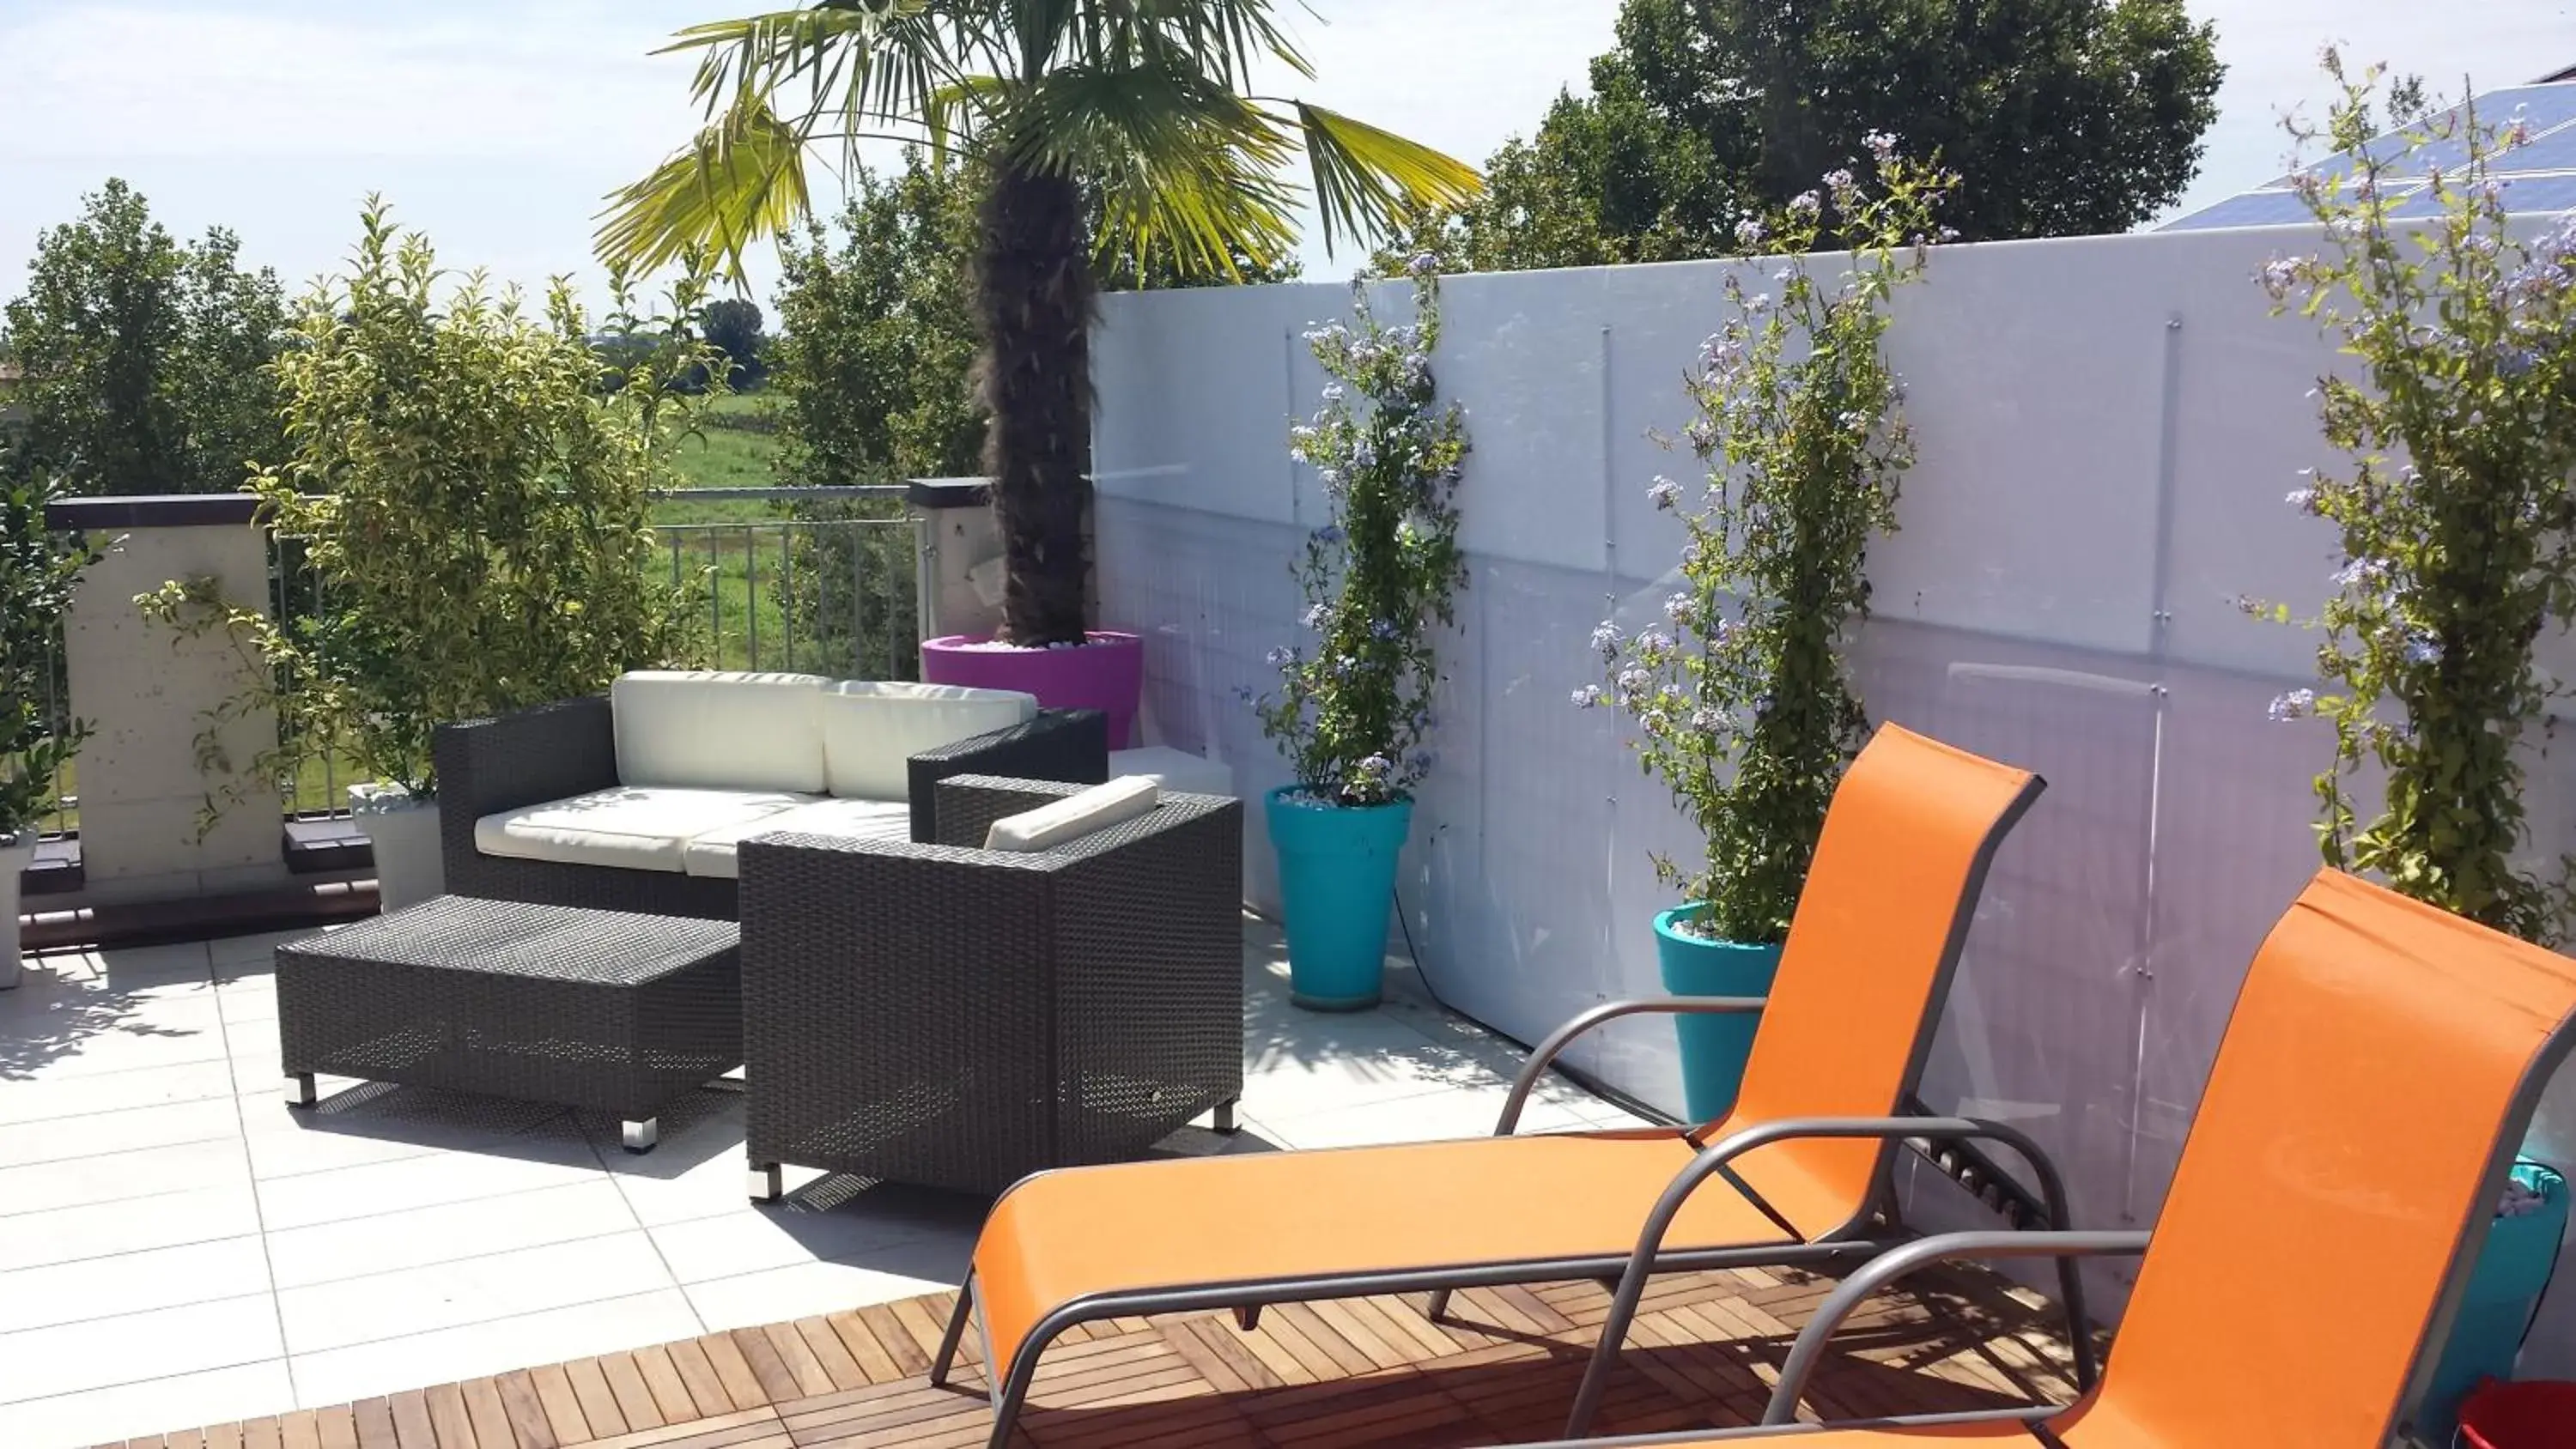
[434, 696, 1109, 921]
[738, 773, 1245, 1197]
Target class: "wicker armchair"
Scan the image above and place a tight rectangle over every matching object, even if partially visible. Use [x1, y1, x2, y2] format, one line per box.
[433, 699, 1109, 920]
[738, 773, 1245, 1197]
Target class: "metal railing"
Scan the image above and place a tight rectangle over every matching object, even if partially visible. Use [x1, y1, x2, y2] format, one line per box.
[262, 486, 921, 818]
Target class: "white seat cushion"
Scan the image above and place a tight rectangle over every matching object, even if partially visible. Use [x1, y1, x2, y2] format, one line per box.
[1109, 746, 1235, 798]
[821, 681, 1039, 800]
[475, 786, 816, 874]
[680, 797, 917, 879]
[613, 671, 830, 794]
[984, 777, 1162, 853]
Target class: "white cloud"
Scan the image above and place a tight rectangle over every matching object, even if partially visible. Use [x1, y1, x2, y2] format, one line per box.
[0, 1, 701, 162]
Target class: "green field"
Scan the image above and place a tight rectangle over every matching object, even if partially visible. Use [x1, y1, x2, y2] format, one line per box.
[653, 391, 915, 676]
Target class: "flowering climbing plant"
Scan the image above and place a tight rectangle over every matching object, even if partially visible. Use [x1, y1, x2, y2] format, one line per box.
[1577, 141, 1956, 942]
[2255, 54, 2576, 944]
[1256, 259, 1470, 806]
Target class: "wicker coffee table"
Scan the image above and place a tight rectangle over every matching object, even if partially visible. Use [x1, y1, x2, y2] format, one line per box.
[276, 896, 743, 1151]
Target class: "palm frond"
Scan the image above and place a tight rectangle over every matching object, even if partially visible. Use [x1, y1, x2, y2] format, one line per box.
[1292, 101, 1482, 257]
[926, 74, 1010, 165]
[595, 100, 814, 281]
[604, 3, 970, 273]
[1004, 61, 1302, 280]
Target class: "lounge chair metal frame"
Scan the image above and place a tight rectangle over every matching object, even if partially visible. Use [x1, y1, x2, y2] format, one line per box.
[1510, 871, 2576, 1448]
[930, 1007, 2103, 1448]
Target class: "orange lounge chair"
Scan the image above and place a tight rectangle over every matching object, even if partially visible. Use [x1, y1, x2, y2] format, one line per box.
[929, 724, 2060, 1445]
[1513, 868, 2576, 1447]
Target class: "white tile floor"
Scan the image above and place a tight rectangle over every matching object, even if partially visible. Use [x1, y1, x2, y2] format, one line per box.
[0, 915, 1648, 1448]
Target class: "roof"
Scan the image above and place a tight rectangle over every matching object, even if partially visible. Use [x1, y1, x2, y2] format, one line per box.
[2161, 79, 2576, 231]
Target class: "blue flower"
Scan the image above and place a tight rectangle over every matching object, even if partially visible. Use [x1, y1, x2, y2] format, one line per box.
[1265, 646, 1292, 666]
[2258, 255, 2310, 296]
[2403, 634, 2443, 666]
[1664, 592, 1696, 627]
[1647, 476, 1681, 510]
[1734, 216, 1766, 250]
[1862, 130, 1899, 162]
[1314, 524, 1345, 545]
[1786, 192, 1820, 217]
[1369, 618, 1401, 641]
[2285, 488, 2318, 513]
[1822, 167, 1855, 192]
[1571, 685, 1605, 708]
[1590, 621, 1624, 657]
[1406, 251, 1440, 277]
[2268, 688, 2316, 723]
[1690, 706, 1728, 734]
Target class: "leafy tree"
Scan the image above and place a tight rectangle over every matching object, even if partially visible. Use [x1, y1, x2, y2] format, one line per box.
[605, 3, 1477, 646]
[702, 296, 768, 386]
[1389, 0, 2221, 273]
[141, 203, 710, 801]
[1, 179, 287, 495]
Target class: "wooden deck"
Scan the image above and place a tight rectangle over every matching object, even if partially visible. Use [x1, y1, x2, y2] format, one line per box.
[104, 1262, 2087, 1449]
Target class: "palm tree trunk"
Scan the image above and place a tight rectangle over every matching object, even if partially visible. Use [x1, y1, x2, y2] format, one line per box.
[975, 162, 1096, 646]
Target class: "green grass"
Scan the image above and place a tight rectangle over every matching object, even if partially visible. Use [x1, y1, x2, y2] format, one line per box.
[651, 391, 891, 674]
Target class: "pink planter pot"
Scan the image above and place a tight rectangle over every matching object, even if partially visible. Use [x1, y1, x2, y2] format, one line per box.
[919, 630, 1145, 748]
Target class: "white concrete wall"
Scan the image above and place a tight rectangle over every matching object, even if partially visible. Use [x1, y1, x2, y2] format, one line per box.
[63, 522, 287, 903]
[1091, 221, 2576, 1367]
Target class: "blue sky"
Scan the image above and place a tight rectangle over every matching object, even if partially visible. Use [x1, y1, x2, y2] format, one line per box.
[0, 0, 2568, 318]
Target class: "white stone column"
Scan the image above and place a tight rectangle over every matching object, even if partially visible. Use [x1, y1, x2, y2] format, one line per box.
[51, 495, 287, 904]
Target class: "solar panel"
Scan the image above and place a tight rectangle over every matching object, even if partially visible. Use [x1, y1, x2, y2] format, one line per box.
[2507, 125, 2576, 172]
[2163, 82, 2576, 232]
[2496, 85, 2576, 131]
[2500, 174, 2576, 212]
[2161, 192, 2316, 231]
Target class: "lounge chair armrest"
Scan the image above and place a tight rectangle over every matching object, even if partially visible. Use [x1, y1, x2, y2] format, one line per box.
[1496, 996, 1768, 1136]
[1757, 1228, 2148, 1428]
[907, 708, 1109, 842]
[1558, 1114, 2105, 1438]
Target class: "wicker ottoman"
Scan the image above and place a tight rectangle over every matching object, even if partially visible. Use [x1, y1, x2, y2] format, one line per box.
[276, 896, 743, 1151]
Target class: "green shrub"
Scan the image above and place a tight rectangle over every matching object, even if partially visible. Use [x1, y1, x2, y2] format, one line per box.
[141, 200, 710, 806]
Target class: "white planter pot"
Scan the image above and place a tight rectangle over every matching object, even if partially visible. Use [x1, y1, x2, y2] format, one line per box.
[1, 834, 37, 991]
[350, 785, 445, 914]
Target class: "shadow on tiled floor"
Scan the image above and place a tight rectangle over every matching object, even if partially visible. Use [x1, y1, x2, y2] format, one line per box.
[0, 915, 1638, 1447]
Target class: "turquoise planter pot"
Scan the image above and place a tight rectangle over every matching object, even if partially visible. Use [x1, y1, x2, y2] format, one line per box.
[1265, 787, 1413, 1011]
[2421, 1159, 2569, 1438]
[1655, 907, 1783, 1124]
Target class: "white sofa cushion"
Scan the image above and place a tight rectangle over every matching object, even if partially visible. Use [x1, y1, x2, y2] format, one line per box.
[984, 776, 1161, 853]
[476, 786, 816, 874]
[680, 797, 915, 879]
[821, 681, 1039, 800]
[613, 671, 829, 794]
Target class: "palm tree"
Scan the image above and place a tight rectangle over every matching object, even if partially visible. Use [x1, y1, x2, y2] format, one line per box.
[602, 2, 1481, 646]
